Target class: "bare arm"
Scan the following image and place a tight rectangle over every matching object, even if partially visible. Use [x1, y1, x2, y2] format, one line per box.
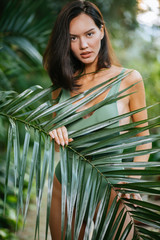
[118, 70, 152, 201]
[49, 88, 73, 151]
[129, 71, 152, 176]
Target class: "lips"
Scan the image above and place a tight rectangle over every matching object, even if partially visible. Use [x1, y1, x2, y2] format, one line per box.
[80, 51, 92, 58]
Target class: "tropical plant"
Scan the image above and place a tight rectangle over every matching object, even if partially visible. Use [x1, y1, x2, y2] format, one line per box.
[0, 157, 23, 240]
[0, 70, 160, 240]
[0, 0, 54, 91]
[0, 0, 53, 234]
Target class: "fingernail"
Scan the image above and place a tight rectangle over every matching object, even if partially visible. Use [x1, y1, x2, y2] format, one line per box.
[66, 141, 68, 145]
[50, 133, 54, 139]
[61, 141, 64, 146]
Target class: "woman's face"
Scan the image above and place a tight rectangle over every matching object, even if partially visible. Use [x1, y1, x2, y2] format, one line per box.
[69, 13, 104, 65]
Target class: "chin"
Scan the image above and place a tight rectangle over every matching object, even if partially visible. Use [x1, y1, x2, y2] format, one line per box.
[80, 56, 97, 65]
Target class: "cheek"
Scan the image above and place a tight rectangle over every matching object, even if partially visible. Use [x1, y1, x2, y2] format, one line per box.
[90, 36, 101, 52]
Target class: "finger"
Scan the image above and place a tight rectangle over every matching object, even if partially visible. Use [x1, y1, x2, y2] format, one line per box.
[137, 194, 142, 200]
[124, 193, 130, 199]
[117, 192, 122, 201]
[68, 138, 73, 142]
[52, 129, 60, 145]
[118, 181, 126, 185]
[131, 194, 138, 207]
[131, 193, 142, 207]
[133, 194, 142, 201]
[61, 126, 69, 145]
[49, 131, 55, 139]
[57, 128, 65, 146]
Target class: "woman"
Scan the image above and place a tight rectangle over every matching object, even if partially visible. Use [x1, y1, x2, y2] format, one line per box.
[43, 0, 151, 239]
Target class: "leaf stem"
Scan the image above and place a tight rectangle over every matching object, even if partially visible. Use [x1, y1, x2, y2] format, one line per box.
[0, 112, 48, 135]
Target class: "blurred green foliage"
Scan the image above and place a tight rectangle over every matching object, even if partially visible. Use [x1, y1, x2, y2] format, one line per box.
[0, 157, 23, 240]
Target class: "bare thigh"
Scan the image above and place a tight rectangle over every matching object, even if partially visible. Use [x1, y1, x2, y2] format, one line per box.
[93, 189, 134, 240]
[49, 174, 85, 240]
[49, 175, 133, 240]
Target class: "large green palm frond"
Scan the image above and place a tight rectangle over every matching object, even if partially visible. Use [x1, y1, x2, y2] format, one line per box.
[0, 71, 160, 239]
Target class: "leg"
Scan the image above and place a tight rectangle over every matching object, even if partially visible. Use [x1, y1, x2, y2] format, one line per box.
[49, 174, 86, 240]
[93, 188, 134, 240]
[49, 174, 65, 240]
[109, 189, 134, 240]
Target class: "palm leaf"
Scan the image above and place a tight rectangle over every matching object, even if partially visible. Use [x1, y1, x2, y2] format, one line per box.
[0, 0, 51, 69]
[0, 0, 54, 96]
[45, 140, 55, 240]
[0, 71, 160, 239]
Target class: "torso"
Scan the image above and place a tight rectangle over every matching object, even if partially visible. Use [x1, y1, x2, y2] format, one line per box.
[70, 65, 131, 126]
[53, 64, 143, 128]
[54, 65, 127, 189]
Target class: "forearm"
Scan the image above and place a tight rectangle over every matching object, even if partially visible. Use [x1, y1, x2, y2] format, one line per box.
[130, 142, 152, 179]
[134, 142, 152, 163]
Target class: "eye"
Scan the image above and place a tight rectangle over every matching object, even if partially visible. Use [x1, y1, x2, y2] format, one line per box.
[87, 32, 94, 37]
[70, 36, 77, 41]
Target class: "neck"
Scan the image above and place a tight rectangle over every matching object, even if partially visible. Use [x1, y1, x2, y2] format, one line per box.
[84, 59, 98, 74]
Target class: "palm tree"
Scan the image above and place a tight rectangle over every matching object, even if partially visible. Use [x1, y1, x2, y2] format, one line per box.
[0, 70, 160, 240]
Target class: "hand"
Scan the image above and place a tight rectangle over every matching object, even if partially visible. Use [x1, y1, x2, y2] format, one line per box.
[49, 126, 73, 146]
[117, 181, 142, 202]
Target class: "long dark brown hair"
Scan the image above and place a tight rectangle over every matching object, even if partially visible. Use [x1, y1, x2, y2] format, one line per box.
[43, 0, 120, 91]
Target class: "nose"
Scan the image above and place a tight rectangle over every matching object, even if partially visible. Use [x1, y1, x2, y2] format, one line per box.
[79, 37, 88, 49]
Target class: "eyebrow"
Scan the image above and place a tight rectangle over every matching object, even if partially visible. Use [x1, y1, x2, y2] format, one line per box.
[70, 28, 95, 36]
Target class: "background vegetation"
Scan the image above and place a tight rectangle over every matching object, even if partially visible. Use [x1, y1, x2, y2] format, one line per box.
[0, 0, 159, 239]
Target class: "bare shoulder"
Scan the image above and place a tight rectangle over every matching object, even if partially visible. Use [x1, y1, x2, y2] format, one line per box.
[121, 68, 146, 99]
[52, 87, 62, 100]
[109, 65, 142, 82]
[124, 68, 143, 86]
[111, 65, 144, 94]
